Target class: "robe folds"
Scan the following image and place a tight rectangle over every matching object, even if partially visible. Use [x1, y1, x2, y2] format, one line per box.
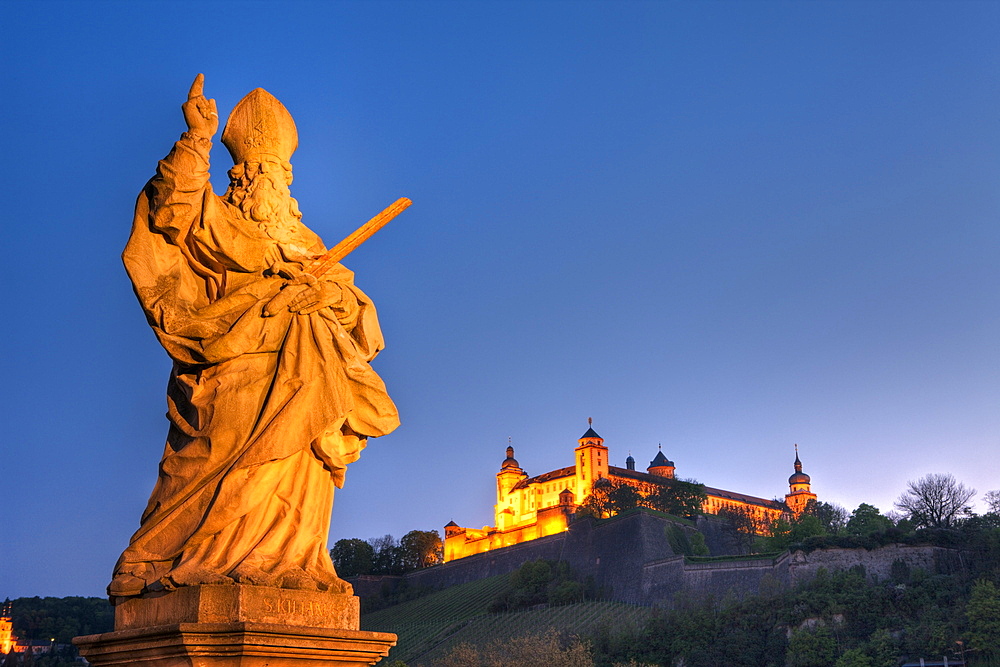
[110, 132, 399, 597]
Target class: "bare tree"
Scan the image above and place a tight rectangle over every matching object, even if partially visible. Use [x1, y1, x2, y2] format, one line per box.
[894, 473, 975, 528]
[984, 489, 1000, 515]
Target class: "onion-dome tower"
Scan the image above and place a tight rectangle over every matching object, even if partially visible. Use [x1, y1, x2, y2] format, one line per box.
[784, 444, 817, 516]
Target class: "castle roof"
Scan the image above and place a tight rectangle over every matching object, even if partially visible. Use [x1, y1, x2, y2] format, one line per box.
[580, 427, 602, 439]
[649, 450, 674, 468]
[511, 466, 575, 490]
[607, 466, 787, 511]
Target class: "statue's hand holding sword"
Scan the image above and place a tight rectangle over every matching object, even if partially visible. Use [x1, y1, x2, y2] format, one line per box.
[263, 197, 412, 317]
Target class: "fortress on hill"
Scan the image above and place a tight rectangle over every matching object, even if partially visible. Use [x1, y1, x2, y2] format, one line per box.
[444, 423, 816, 562]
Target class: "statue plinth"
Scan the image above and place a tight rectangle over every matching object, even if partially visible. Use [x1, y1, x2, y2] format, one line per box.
[73, 585, 395, 667]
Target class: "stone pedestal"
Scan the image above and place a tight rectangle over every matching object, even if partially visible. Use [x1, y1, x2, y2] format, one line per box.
[74, 585, 395, 666]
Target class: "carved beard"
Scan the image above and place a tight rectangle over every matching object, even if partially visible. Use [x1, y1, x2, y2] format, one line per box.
[225, 171, 303, 227]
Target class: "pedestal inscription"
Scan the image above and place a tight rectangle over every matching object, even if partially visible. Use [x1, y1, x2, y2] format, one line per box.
[114, 584, 360, 631]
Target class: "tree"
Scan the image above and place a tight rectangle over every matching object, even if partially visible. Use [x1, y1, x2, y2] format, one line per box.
[367, 534, 403, 575]
[894, 473, 975, 528]
[984, 489, 1000, 515]
[803, 499, 848, 535]
[845, 503, 893, 536]
[398, 530, 443, 570]
[786, 627, 837, 667]
[766, 511, 826, 551]
[644, 479, 707, 518]
[719, 505, 769, 554]
[607, 482, 643, 514]
[578, 483, 615, 519]
[330, 538, 374, 577]
[835, 648, 873, 667]
[966, 578, 1000, 658]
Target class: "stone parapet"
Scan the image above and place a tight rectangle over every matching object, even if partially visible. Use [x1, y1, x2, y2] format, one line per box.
[75, 585, 392, 667]
[74, 621, 396, 667]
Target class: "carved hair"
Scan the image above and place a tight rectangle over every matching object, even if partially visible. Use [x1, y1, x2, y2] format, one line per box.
[223, 159, 302, 224]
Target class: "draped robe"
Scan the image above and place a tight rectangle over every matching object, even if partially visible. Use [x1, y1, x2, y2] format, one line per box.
[109, 132, 399, 597]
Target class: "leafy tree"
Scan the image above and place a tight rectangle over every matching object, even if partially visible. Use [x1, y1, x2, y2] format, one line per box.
[689, 530, 710, 556]
[966, 578, 1000, 659]
[398, 530, 443, 570]
[330, 538, 374, 577]
[862, 628, 899, 667]
[578, 483, 614, 519]
[803, 499, 848, 535]
[894, 473, 975, 528]
[719, 505, 770, 554]
[846, 503, 894, 536]
[368, 534, 403, 575]
[9, 597, 112, 644]
[835, 648, 873, 667]
[489, 559, 597, 612]
[786, 627, 837, 667]
[607, 482, 643, 514]
[644, 479, 707, 518]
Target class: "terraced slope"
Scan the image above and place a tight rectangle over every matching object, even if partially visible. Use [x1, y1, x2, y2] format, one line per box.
[360, 574, 651, 665]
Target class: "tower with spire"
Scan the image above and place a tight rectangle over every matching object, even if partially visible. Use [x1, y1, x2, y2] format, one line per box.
[574, 418, 609, 503]
[784, 444, 817, 516]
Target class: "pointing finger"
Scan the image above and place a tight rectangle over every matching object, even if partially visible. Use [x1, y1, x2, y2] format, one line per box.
[188, 73, 205, 100]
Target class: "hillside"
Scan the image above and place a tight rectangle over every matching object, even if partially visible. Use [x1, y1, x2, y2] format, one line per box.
[360, 573, 651, 665]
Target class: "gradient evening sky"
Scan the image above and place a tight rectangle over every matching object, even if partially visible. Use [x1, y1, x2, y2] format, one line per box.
[2, 1, 998, 598]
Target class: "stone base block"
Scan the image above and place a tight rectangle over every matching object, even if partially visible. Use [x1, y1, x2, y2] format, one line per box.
[113, 584, 359, 631]
[73, 622, 397, 667]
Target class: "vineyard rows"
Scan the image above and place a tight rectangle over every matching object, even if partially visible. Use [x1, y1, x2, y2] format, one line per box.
[361, 576, 651, 665]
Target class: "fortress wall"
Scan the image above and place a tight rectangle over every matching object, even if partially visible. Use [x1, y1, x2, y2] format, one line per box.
[640, 556, 687, 604]
[564, 511, 680, 603]
[675, 554, 791, 604]
[397, 511, 684, 600]
[786, 544, 964, 585]
[401, 531, 571, 591]
[361, 511, 966, 610]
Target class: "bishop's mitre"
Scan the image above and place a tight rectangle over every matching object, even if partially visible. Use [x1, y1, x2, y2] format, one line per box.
[221, 88, 298, 165]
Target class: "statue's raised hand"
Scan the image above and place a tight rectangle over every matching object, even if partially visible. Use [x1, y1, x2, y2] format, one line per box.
[182, 73, 218, 139]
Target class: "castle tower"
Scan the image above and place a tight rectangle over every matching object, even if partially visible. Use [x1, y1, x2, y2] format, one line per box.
[784, 444, 817, 516]
[495, 443, 527, 529]
[647, 445, 675, 478]
[574, 419, 609, 503]
[625, 453, 635, 471]
[496, 444, 526, 503]
[0, 599, 14, 655]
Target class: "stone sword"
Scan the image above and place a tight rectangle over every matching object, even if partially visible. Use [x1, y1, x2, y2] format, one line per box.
[263, 196, 412, 317]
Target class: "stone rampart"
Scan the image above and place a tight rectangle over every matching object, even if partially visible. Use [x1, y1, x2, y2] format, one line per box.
[786, 544, 964, 585]
[354, 511, 966, 609]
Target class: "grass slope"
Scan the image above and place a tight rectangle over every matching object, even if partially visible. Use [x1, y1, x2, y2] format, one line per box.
[360, 574, 651, 665]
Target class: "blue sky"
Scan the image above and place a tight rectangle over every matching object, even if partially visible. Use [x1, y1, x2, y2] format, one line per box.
[2, 0, 998, 598]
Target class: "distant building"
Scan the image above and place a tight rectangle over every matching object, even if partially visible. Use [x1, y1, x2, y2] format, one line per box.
[445, 423, 816, 562]
[0, 600, 13, 655]
[0, 599, 53, 656]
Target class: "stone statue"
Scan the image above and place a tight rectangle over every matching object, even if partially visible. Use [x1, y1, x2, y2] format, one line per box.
[109, 75, 400, 600]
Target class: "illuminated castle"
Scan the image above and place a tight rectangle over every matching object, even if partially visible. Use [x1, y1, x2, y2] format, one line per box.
[444, 423, 816, 562]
